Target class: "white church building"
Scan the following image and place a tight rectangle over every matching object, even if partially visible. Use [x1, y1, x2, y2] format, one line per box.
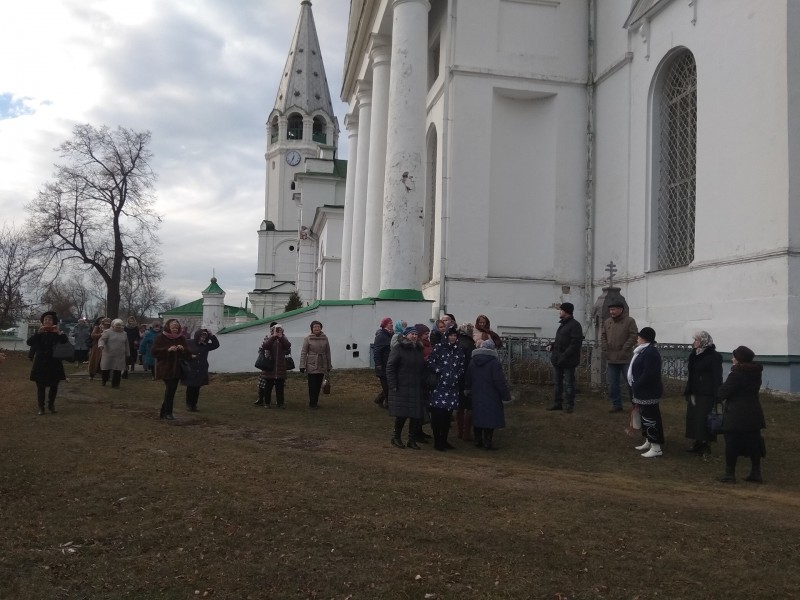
[220, 0, 800, 391]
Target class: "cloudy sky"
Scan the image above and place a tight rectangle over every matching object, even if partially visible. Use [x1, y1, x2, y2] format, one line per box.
[0, 0, 351, 307]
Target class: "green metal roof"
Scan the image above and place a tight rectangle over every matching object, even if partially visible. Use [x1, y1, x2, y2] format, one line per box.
[160, 299, 257, 320]
[202, 277, 225, 294]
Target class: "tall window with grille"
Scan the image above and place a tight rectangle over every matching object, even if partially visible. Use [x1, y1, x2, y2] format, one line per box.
[656, 50, 697, 270]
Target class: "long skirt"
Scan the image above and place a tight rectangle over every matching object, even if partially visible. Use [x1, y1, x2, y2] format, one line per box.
[685, 394, 717, 443]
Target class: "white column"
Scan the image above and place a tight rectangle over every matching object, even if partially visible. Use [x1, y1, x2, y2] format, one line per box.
[379, 0, 430, 300]
[361, 37, 391, 298]
[339, 113, 358, 299]
[348, 82, 372, 299]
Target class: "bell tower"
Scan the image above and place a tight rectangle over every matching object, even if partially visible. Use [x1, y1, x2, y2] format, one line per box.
[250, 0, 340, 319]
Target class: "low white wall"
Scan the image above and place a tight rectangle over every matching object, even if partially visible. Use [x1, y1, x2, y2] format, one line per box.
[208, 300, 433, 373]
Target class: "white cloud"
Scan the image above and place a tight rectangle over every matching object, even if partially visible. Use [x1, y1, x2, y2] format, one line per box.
[0, 0, 350, 307]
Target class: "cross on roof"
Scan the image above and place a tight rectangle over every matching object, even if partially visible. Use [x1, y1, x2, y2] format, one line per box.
[605, 261, 617, 287]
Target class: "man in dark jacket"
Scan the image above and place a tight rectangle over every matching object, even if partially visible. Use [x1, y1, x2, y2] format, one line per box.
[546, 303, 584, 413]
[373, 317, 393, 408]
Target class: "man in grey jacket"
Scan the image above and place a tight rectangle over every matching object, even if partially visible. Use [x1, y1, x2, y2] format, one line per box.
[600, 301, 638, 412]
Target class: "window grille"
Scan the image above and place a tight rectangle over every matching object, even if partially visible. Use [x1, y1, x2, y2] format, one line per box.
[657, 51, 697, 270]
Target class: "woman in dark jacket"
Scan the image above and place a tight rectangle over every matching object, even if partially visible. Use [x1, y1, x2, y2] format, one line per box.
[123, 316, 140, 376]
[466, 339, 511, 450]
[151, 318, 192, 420]
[183, 328, 220, 411]
[628, 327, 664, 458]
[256, 323, 291, 408]
[27, 311, 69, 415]
[717, 346, 766, 483]
[683, 331, 723, 455]
[427, 326, 466, 451]
[372, 317, 393, 408]
[386, 326, 426, 449]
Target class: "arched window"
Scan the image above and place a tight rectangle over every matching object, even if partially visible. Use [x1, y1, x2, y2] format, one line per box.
[312, 116, 327, 143]
[287, 113, 304, 140]
[655, 50, 697, 270]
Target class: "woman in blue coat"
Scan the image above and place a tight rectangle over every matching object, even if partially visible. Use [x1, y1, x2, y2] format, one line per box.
[138, 321, 161, 380]
[628, 327, 664, 458]
[466, 339, 511, 450]
[427, 326, 465, 451]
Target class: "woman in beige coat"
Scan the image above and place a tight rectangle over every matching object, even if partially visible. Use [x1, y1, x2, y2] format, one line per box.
[300, 320, 332, 409]
[99, 319, 130, 388]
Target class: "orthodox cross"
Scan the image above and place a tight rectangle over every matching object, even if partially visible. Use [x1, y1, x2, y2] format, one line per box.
[605, 261, 617, 287]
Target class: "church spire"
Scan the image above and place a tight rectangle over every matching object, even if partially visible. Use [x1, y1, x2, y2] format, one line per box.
[273, 1, 334, 117]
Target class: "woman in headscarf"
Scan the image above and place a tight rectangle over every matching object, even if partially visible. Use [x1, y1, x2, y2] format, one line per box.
[427, 326, 466, 451]
[151, 318, 191, 420]
[473, 314, 503, 350]
[628, 327, 664, 458]
[138, 321, 161, 380]
[466, 339, 511, 450]
[88, 317, 111, 379]
[99, 318, 130, 388]
[26, 311, 69, 415]
[123, 316, 140, 377]
[183, 328, 220, 411]
[257, 323, 291, 408]
[717, 346, 766, 483]
[300, 320, 332, 409]
[683, 330, 723, 455]
[386, 326, 426, 449]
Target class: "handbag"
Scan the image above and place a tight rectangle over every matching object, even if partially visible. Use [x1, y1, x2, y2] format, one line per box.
[254, 348, 271, 370]
[630, 405, 642, 430]
[285, 353, 296, 371]
[706, 403, 724, 435]
[424, 365, 439, 390]
[52, 341, 75, 361]
[322, 376, 331, 395]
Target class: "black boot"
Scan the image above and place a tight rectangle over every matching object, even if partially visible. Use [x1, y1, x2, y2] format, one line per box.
[37, 400, 45, 416]
[484, 429, 496, 451]
[745, 461, 763, 483]
[47, 401, 56, 414]
[474, 427, 484, 448]
[432, 426, 447, 452]
[391, 418, 406, 449]
[718, 463, 737, 483]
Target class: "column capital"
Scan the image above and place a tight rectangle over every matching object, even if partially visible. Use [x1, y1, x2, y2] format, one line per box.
[344, 112, 359, 132]
[368, 34, 392, 66]
[391, 0, 431, 10]
[355, 80, 373, 106]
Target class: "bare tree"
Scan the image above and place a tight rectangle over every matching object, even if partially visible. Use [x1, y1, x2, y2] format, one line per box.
[26, 124, 161, 318]
[0, 224, 42, 327]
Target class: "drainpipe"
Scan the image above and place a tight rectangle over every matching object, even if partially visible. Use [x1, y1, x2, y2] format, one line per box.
[584, 0, 597, 338]
[438, 0, 456, 316]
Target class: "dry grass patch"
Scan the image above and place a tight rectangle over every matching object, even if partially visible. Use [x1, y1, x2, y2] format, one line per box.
[1, 350, 799, 599]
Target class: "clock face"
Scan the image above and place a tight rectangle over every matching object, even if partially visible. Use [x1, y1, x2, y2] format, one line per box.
[286, 151, 301, 166]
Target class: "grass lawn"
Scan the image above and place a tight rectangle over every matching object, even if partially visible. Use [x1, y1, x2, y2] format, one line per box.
[1, 350, 799, 600]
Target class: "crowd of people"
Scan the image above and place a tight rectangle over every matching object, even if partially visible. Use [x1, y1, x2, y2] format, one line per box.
[19, 302, 769, 482]
[24, 313, 219, 420]
[377, 314, 511, 452]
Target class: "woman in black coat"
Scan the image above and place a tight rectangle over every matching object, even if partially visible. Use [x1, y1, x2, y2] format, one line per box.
[683, 331, 723, 455]
[385, 327, 426, 449]
[26, 311, 68, 415]
[717, 346, 766, 483]
[628, 327, 664, 458]
[183, 329, 220, 411]
[465, 339, 511, 450]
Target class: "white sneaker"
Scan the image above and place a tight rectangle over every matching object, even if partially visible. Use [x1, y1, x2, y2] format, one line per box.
[634, 440, 651, 451]
[641, 444, 662, 458]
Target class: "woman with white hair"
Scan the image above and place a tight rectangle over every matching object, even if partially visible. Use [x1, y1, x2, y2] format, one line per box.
[683, 330, 723, 455]
[99, 318, 130, 388]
